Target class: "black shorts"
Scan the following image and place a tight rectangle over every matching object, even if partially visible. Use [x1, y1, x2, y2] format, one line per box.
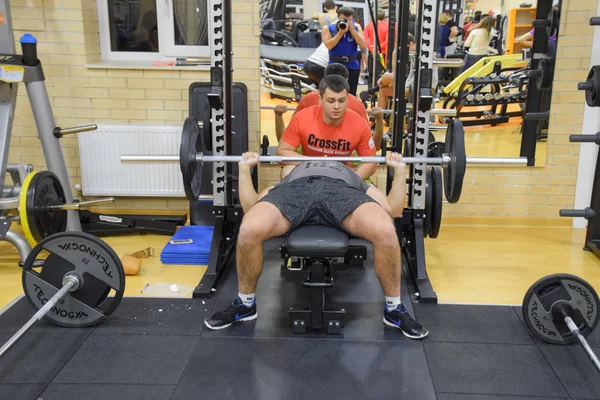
[258, 176, 377, 233]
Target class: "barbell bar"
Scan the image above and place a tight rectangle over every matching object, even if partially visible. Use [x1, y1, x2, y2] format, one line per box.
[122, 153, 527, 167]
[260, 105, 457, 117]
[0, 196, 115, 211]
[53, 124, 98, 139]
[0, 273, 80, 359]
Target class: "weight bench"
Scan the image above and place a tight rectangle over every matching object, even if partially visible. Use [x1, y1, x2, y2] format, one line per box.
[281, 225, 367, 335]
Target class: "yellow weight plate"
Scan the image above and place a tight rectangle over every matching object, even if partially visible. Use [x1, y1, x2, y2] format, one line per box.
[19, 171, 38, 247]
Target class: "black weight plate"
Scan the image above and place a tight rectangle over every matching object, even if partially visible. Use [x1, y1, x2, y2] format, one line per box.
[429, 166, 443, 239]
[424, 168, 432, 238]
[24, 171, 68, 244]
[443, 119, 467, 203]
[536, 56, 554, 90]
[179, 117, 205, 201]
[522, 273, 600, 345]
[203, 102, 213, 152]
[403, 136, 413, 158]
[428, 141, 446, 158]
[585, 66, 600, 108]
[547, 7, 559, 37]
[22, 231, 126, 328]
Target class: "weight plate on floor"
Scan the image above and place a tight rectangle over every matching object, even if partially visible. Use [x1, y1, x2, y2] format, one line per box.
[429, 166, 443, 239]
[179, 117, 205, 201]
[584, 66, 600, 108]
[443, 119, 467, 203]
[19, 171, 68, 247]
[522, 273, 600, 344]
[22, 231, 125, 327]
[203, 102, 213, 152]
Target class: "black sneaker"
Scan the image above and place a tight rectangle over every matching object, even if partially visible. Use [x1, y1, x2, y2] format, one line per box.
[204, 297, 257, 330]
[383, 303, 429, 339]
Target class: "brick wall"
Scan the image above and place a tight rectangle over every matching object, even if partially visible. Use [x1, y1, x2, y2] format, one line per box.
[5, 0, 597, 218]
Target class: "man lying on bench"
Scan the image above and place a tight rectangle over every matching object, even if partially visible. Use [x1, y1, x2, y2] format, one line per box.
[204, 152, 429, 340]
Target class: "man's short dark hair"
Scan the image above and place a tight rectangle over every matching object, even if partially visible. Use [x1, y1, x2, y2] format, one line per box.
[319, 75, 350, 96]
[323, 0, 336, 10]
[377, 9, 385, 20]
[409, 13, 416, 22]
[407, 33, 414, 44]
[324, 63, 349, 79]
[337, 6, 355, 18]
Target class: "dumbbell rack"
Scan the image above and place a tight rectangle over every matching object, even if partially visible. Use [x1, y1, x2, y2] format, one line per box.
[449, 74, 528, 127]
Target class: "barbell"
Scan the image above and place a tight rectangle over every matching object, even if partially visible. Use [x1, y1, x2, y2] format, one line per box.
[260, 105, 458, 117]
[0, 171, 115, 246]
[522, 274, 600, 374]
[0, 231, 125, 359]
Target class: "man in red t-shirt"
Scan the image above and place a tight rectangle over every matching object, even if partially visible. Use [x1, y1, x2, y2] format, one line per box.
[277, 75, 378, 181]
[274, 63, 384, 150]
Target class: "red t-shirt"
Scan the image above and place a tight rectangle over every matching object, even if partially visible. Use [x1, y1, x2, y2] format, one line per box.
[295, 92, 369, 122]
[282, 105, 376, 162]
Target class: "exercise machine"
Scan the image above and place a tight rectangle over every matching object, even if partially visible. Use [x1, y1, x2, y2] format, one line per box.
[0, 0, 98, 260]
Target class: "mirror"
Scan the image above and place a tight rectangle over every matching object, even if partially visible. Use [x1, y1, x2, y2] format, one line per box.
[258, 0, 561, 167]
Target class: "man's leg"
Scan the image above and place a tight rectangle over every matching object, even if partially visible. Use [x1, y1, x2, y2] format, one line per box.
[236, 202, 290, 293]
[204, 202, 290, 330]
[347, 68, 361, 96]
[342, 202, 400, 297]
[342, 202, 428, 339]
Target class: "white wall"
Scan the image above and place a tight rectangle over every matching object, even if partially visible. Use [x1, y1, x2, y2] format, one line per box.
[573, 0, 600, 228]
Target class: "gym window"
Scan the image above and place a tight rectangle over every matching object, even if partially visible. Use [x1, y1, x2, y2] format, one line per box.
[96, 0, 211, 62]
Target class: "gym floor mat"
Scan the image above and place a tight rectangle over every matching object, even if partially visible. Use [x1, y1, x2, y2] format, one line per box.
[0, 238, 597, 399]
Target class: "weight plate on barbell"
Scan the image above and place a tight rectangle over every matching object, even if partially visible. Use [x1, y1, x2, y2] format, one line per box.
[522, 273, 600, 345]
[424, 170, 432, 239]
[428, 141, 446, 158]
[429, 166, 443, 239]
[203, 102, 213, 152]
[179, 117, 205, 201]
[22, 231, 125, 327]
[547, 7, 559, 37]
[443, 119, 466, 203]
[536, 56, 554, 91]
[584, 65, 600, 108]
[19, 171, 68, 247]
[402, 136, 413, 158]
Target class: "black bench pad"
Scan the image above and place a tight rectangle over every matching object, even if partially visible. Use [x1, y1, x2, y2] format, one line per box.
[286, 225, 349, 257]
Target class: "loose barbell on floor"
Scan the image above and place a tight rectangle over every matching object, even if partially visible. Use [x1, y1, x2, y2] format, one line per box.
[260, 105, 457, 117]
[522, 274, 600, 374]
[0, 231, 125, 359]
[0, 171, 115, 246]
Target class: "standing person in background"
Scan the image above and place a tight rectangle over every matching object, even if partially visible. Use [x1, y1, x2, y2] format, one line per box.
[363, 9, 389, 88]
[459, 15, 494, 74]
[321, 6, 368, 96]
[302, 43, 330, 86]
[438, 10, 459, 57]
[463, 12, 481, 41]
[314, 0, 338, 27]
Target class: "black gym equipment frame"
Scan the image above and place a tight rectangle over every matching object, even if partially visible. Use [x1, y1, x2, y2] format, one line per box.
[386, 0, 438, 303]
[191, 0, 240, 299]
[520, 0, 559, 166]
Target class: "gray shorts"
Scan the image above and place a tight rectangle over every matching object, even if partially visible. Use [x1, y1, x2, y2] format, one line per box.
[258, 176, 377, 233]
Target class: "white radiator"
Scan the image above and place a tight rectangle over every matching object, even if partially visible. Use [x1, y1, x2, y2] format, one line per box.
[78, 124, 185, 197]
